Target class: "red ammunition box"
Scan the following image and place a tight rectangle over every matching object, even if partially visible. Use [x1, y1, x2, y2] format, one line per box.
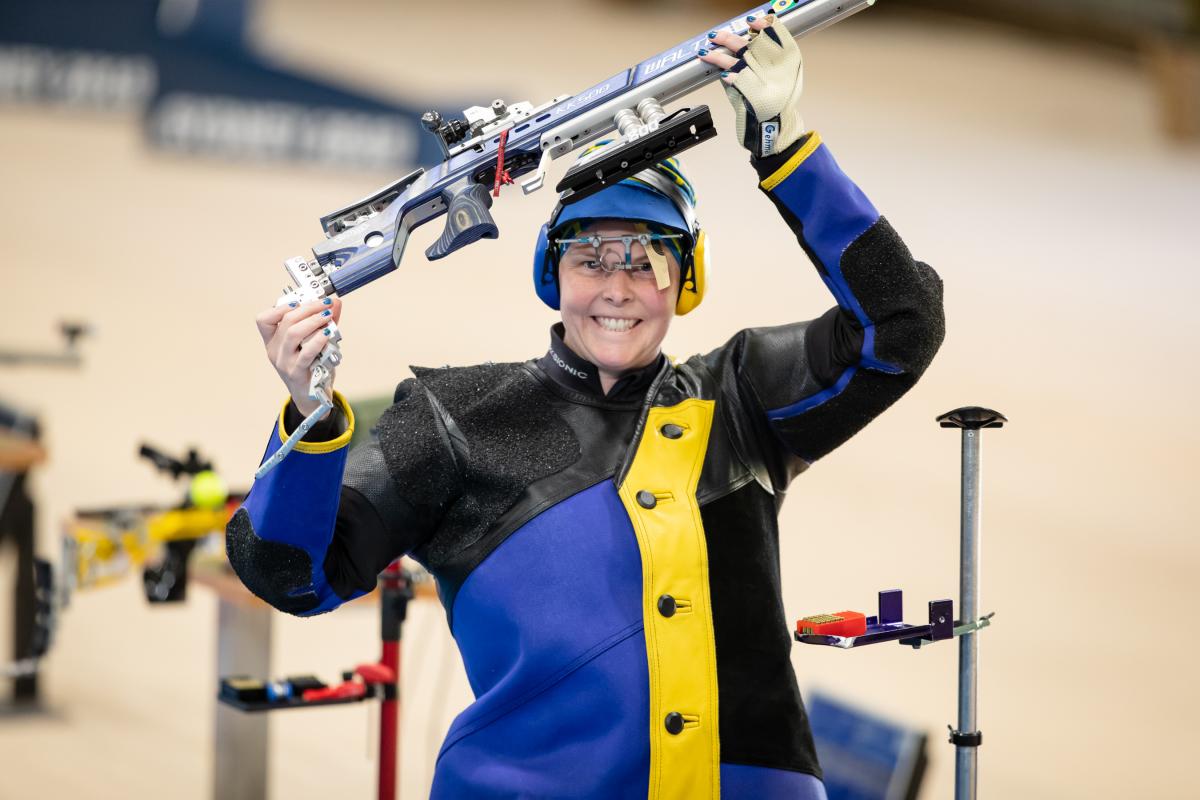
[795, 610, 867, 638]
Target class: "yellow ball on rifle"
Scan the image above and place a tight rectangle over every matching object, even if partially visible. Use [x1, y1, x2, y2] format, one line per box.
[189, 470, 228, 510]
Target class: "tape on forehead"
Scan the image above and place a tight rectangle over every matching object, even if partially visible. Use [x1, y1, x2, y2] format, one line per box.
[641, 228, 671, 290]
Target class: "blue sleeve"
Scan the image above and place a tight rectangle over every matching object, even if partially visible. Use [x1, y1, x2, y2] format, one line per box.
[706, 132, 945, 478]
[225, 392, 365, 616]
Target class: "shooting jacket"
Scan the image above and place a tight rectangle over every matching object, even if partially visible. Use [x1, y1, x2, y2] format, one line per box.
[227, 132, 945, 799]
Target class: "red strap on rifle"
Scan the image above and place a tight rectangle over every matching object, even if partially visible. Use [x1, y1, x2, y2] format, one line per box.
[493, 129, 514, 197]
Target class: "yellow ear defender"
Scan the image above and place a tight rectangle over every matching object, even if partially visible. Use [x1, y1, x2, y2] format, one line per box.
[675, 228, 708, 316]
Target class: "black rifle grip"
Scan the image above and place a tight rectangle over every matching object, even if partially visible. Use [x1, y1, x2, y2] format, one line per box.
[425, 181, 498, 261]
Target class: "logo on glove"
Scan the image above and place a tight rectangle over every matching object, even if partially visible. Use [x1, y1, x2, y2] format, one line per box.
[761, 119, 780, 157]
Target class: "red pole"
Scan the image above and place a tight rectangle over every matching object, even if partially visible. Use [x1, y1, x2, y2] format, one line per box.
[379, 640, 399, 800]
[377, 560, 410, 800]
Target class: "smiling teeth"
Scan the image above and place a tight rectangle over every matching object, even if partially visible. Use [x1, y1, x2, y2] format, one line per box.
[596, 317, 637, 332]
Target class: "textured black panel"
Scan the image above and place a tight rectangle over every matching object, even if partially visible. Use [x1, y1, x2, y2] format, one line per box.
[772, 369, 920, 463]
[431, 367, 644, 621]
[766, 217, 945, 463]
[723, 216, 945, 465]
[700, 482, 821, 778]
[342, 441, 416, 541]
[225, 508, 320, 615]
[841, 218, 945, 375]
[313, 393, 464, 603]
[406, 364, 581, 570]
[374, 377, 461, 527]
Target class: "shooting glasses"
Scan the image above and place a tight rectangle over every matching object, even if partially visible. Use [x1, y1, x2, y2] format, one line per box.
[555, 232, 683, 288]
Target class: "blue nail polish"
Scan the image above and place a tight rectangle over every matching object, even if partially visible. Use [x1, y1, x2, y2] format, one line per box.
[322, 309, 331, 316]
[288, 302, 298, 308]
[721, 71, 730, 77]
[707, 31, 716, 38]
[697, 48, 707, 56]
[323, 297, 332, 305]
[747, 14, 756, 22]
[323, 328, 330, 336]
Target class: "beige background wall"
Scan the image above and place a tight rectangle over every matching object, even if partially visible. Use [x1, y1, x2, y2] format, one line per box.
[2, 1, 1197, 797]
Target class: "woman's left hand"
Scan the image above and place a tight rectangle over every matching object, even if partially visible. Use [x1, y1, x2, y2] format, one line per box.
[698, 12, 806, 158]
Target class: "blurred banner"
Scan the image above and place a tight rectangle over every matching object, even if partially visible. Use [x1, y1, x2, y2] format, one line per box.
[0, 0, 455, 169]
[896, 0, 1200, 139]
[896, 0, 1198, 40]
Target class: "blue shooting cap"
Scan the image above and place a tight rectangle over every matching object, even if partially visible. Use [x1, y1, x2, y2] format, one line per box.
[554, 181, 691, 244]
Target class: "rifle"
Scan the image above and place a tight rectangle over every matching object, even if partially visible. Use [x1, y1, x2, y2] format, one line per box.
[67, 444, 244, 603]
[258, 0, 877, 478]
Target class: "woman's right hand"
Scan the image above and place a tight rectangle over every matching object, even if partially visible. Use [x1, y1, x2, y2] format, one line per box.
[256, 296, 343, 417]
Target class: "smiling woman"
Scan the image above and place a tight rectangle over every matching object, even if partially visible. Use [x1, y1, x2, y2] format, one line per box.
[557, 221, 682, 394]
[228, 12, 944, 800]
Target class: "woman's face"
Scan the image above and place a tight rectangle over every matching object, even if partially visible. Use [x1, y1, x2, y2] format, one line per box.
[557, 220, 680, 383]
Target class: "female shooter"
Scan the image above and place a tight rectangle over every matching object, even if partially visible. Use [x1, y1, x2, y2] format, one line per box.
[233, 14, 945, 799]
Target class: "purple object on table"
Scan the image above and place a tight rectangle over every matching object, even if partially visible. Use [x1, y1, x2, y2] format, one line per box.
[879, 589, 903, 625]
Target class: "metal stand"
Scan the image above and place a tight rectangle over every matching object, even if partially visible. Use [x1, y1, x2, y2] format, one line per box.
[214, 560, 415, 800]
[214, 595, 273, 800]
[937, 406, 1006, 800]
[377, 561, 413, 800]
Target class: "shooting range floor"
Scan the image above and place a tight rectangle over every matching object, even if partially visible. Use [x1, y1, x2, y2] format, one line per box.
[2, 1, 1197, 798]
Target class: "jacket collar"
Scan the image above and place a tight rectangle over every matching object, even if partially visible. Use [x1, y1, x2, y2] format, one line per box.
[537, 323, 664, 402]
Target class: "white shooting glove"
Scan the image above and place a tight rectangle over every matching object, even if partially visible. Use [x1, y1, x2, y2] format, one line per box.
[722, 18, 805, 158]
